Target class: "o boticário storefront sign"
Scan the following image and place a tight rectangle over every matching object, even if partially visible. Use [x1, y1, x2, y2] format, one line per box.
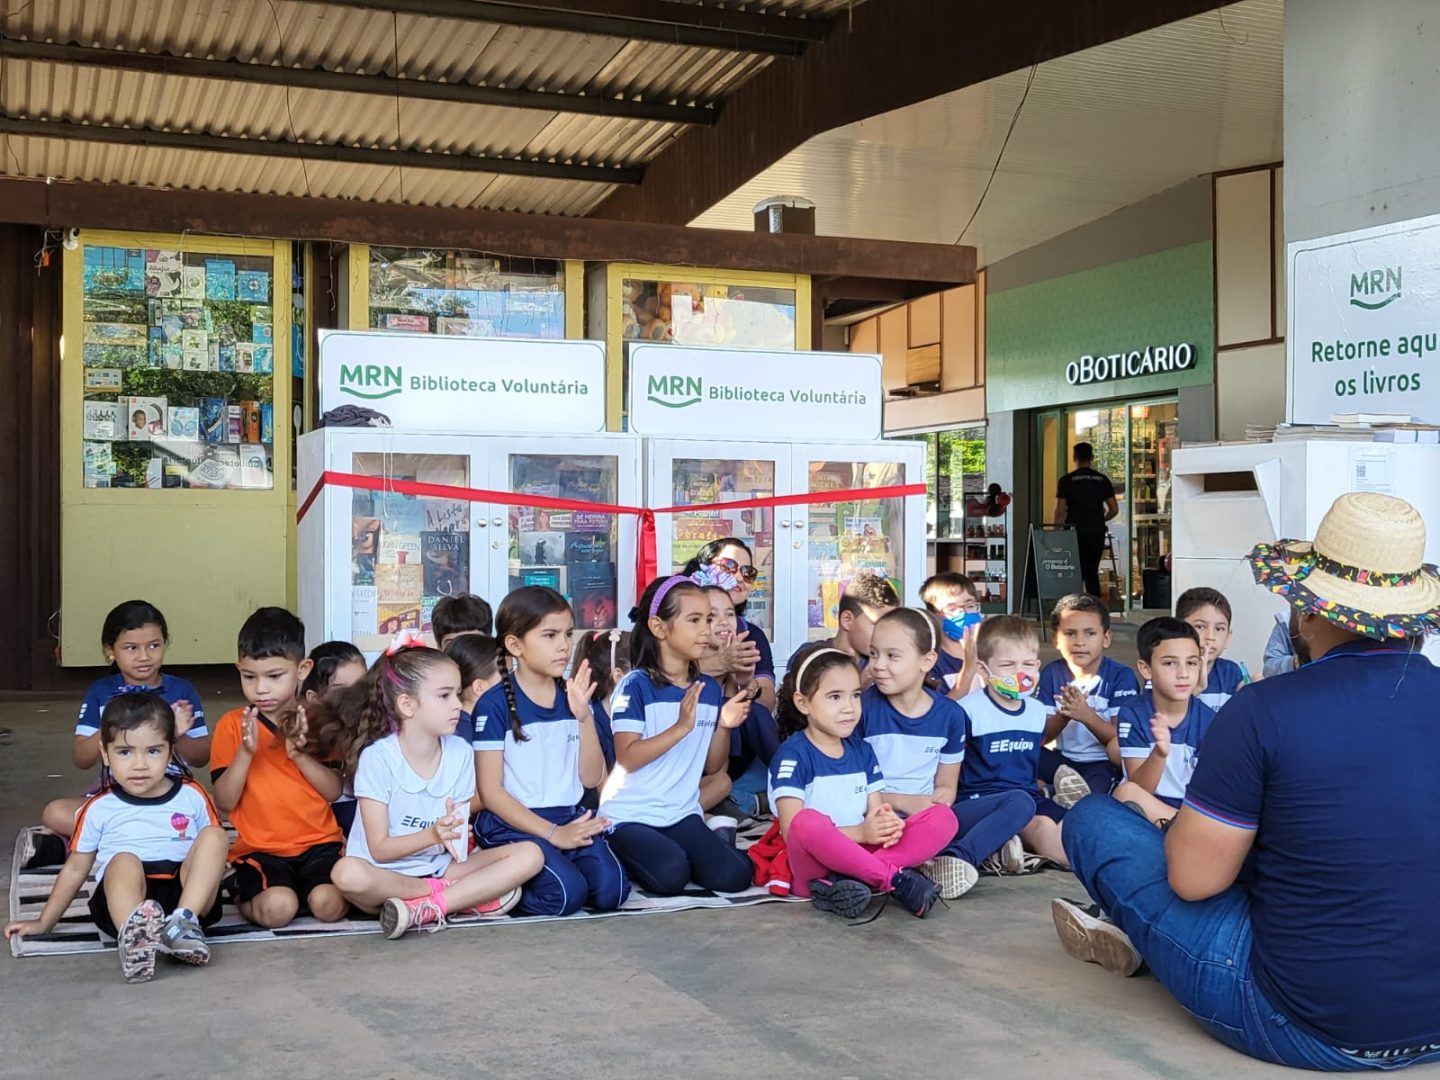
[317, 330, 607, 433]
[1289, 211, 1440, 424]
[626, 343, 882, 439]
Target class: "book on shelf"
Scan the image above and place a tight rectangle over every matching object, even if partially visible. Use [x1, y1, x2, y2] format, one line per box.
[421, 531, 469, 596]
[1329, 412, 1412, 426]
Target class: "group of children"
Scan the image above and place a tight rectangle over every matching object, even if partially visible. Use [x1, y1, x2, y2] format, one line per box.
[3, 535, 1252, 984]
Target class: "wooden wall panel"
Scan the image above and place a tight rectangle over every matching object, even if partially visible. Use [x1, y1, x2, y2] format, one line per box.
[908, 292, 941, 347]
[879, 306, 908, 391]
[940, 285, 976, 390]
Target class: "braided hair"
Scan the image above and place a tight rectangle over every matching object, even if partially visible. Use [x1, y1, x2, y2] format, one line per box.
[495, 586, 573, 744]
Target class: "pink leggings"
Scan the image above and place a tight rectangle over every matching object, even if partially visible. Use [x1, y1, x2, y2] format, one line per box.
[786, 805, 959, 898]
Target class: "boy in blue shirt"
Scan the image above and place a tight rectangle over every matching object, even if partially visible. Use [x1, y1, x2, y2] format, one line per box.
[1036, 594, 1141, 806]
[1175, 587, 1250, 710]
[1114, 617, 1216, 826]
[957, 616, 1069, 868]
[920, 572, 983, 698]
[786, 571, 898, 672]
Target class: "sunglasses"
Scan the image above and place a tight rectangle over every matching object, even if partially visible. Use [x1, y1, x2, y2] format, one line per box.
[712, 556, 760, 583]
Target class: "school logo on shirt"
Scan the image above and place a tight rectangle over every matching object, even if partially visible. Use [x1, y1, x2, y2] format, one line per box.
[400, 815, 438, 830]
[988, 737, 1036, 754]
[1112, 687, 1139, 700]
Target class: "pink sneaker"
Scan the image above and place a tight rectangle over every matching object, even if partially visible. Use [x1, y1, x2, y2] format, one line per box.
[444, 883, 523, 919]
[379, 894, 446, 939]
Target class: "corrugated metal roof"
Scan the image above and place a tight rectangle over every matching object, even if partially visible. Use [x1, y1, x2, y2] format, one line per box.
[692, 0, 1283, 263]
[0, 0, 850, 214]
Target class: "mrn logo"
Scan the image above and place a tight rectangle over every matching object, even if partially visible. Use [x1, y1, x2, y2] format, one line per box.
[1350, 266, 1402, 310]
[340, 363, 402, 400]
[646, 374, 702, 409]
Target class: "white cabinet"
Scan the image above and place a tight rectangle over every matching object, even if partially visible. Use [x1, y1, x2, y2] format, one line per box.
[646, 436, 925, 669]
[298, 428, 640, 655]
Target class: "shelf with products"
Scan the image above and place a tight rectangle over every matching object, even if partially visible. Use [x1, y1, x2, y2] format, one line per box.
[78, 245, 279, 490]
[61, 231, 294, 667]
[359, 248, 579, 341]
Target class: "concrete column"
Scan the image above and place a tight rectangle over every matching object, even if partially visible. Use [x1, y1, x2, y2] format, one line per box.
[1286, 1, 1440, 241]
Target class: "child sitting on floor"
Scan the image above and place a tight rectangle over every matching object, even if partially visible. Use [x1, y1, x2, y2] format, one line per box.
[327, 641, 541, 939]
[472, 587, 628, 917]
[212, 609, 349, 930]
[5, 693, 228, 983]
[1036, 594, 1141, 806]
[786, 571, 899, 671]
[956, 616, 1069, 868]
[699, 584, 779, 822]
[770, 645, 955, 919]
[1114, 617, 1217, 826]
[920, 572, 985, 698]
[301, 640, 367, 835]
[430, 593, 494, 649]
[1175, 587, 1250, 710]
[861, 609, 1033, 898]
[597, 576, 756, 897]
[29, 600, 208, 867]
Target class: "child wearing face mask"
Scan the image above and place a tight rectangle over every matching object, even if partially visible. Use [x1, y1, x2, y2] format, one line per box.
[859, 609, 1035, 899]
[956, 616, 1070, 869]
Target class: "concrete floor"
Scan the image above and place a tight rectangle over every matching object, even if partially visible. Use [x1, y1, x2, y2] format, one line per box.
[0, 633, 1290, 1080]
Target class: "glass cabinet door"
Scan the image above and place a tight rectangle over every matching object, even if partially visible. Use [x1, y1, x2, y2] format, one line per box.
[658, 449, 782, 640]
[505, 452, 623, 629]
[349, 451, 472, 650]
[799, 457, 911, 646]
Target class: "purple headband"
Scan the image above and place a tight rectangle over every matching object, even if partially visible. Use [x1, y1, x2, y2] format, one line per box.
[649, 575, 690, 619]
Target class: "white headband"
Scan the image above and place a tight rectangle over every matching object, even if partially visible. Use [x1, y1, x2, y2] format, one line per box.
[794, 647, 847, 689]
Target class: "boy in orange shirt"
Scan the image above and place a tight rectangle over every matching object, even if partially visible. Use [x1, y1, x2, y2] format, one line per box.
[211, 608, 348, 928]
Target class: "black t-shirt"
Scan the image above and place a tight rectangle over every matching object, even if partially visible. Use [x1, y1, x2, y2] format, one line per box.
[1056, 467, 1114, 533]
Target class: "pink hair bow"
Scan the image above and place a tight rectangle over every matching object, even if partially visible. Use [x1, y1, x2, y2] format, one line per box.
[385, 628, 428, 656]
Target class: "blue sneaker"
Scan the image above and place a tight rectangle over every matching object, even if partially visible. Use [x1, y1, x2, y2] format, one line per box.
[807, 877, 874, 919]
[888, 868, 942, 918]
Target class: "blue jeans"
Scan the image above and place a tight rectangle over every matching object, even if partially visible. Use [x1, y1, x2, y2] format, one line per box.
[729, 757, 769, 817]
[1063, 796, 1440, 1071]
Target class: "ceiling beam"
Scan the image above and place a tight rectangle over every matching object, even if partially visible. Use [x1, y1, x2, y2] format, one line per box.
[593, 0, 1242, 224]
[0, 175, 974, 287]
[0, 39, 713, 126]
[0, 116, 642, 184]
[321, 0, 828, 56]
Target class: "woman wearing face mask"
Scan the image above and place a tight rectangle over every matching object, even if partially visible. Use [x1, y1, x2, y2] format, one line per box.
[858, 609, 1036, 900]
[955, 616, 1070, 869]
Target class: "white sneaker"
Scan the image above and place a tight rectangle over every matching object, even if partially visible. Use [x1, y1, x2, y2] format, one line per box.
[1051, 897, 1143, 976]
[917, 855, 979, 900]
[979, 835, 1026, 876]
[1052, 765, 1093, 809]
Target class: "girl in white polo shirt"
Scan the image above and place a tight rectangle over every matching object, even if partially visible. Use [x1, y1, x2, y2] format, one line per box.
[599, 575, 756, 896]
[327, 640, 543, 939]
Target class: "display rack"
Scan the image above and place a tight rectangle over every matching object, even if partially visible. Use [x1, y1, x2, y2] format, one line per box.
[1129, 409, 1176, 601]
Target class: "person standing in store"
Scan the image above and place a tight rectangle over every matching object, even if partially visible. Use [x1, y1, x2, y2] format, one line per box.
[1053, 443, 1118, 599]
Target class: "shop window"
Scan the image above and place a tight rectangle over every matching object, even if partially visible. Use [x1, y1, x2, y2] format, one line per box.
[908, 427, 988, 539]
[621, 279, 797, 350]
[80, 245, 277, 490]
[369, 249, 564, 339]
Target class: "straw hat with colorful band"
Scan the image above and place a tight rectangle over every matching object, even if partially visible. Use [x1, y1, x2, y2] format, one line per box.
[1247, 492, 1440, 641]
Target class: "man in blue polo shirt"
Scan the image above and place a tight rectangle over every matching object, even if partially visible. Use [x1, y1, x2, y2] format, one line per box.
[1050, 492, 1440, 1071]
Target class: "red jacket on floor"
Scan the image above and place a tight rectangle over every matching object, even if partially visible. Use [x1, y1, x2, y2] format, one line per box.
[746, 820, 792, 897]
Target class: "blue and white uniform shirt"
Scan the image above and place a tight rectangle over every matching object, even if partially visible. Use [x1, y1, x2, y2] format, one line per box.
[474, 680, 582, 811]
[1036, 657, 1140, 763]
[1117, 693, 1217, 804]
[768, 733, 885, 828]
[956, 688, 1048, 794]
[1197, 657, 1248, 713]
[598, 671, 724, 828]
[857, 686, 966, 796]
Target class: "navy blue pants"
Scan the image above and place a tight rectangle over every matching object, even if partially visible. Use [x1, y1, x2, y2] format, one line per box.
[1040, 747, 1121, 794]
[944, 789, 1035, 865]
[477, 807, 630, 917]
[608, 814, 753, 896]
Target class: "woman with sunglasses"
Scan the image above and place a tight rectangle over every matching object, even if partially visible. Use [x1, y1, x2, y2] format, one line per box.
[682, 538, 777, 713]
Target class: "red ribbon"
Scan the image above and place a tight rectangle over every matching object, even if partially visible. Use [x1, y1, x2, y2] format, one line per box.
[299, 470, 925, 604]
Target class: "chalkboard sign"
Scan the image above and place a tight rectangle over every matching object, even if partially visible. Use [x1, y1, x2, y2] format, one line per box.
[1018, 525, 1085, 620]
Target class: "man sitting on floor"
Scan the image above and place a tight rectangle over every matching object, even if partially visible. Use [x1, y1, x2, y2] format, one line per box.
[1051, 492, 1440, 1072]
